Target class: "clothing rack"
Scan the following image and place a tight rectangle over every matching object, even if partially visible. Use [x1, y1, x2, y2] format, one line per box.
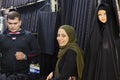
[0, 0, 45, 11]
[16, 0, 45, 9]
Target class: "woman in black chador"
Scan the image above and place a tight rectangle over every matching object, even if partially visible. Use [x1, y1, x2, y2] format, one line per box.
[82, 3, 119, 80]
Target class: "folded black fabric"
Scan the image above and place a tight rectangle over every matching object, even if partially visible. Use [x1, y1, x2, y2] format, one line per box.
[0, 73, 29, 80]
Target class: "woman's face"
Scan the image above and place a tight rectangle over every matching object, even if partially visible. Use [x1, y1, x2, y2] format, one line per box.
[57, 29, 69, 47]
[98, 10, 107, 23]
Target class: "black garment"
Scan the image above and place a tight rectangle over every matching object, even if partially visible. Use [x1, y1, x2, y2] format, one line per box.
[82, 3, 119, 80]
[52, 49, 78, 80]
[40, 53, 57, 78]
[0, 29, 40, 74]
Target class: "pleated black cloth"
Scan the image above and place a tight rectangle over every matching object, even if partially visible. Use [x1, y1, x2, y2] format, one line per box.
[37, 12, 58, 55]
[82, 3, 119, 80]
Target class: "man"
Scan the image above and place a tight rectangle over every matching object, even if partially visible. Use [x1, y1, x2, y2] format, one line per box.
[0, 11, 40, 79]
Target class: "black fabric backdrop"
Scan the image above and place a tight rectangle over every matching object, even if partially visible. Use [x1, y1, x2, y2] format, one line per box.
[60, 0, 119, 50]
[0, 0, 120, 79]
[1, 0, 119, 55]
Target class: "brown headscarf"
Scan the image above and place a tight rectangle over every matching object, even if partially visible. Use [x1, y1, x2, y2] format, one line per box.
[54, 25, 84, 80]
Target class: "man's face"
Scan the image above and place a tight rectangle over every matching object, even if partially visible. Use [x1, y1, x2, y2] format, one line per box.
[7, 17, 21, 32]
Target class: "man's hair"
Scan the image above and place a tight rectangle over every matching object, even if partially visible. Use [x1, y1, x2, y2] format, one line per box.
[7, 11, 21, 20]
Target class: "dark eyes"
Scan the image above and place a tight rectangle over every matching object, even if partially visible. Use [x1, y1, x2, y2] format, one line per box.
[57, 34, 66, 37]
[8, 22, 18, 25]
[98, 13, 106, 16]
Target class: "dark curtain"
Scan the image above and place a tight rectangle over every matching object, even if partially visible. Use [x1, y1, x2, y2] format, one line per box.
[105, 0, 120, 77]
[0, 0, 2, 8]
[1, 0, 41, 8]
[111, 0, 120, 33]
[1, 0, 28, 8]
[17, 1, 58, 79]
[1, 0, 120, 79]
[17, 1, 47, 33]
[61, 0, 120, 79]
[37, 12, 58, 55]
[60, 0, 97, 51]
[1, 0, 59, 79]
[1, 0, 52, 33]
[111, 0, 120, 77]
[61, 0, 119, 56]
[37, 11, 60, 79]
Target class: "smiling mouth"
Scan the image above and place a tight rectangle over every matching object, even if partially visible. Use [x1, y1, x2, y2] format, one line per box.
[102, 19, 105, 21]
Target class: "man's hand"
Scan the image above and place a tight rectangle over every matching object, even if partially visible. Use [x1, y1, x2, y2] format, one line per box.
[15, 52, 26, 60]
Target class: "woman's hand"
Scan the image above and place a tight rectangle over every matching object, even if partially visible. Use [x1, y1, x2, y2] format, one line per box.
[46, 72, 53, 80]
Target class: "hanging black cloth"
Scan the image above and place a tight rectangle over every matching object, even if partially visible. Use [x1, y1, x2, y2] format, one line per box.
[37, 11, 58, 55]
[82, 3, 119, 80]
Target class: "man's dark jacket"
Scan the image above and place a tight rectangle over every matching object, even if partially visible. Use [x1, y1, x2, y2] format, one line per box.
[0, 29, 40, 74]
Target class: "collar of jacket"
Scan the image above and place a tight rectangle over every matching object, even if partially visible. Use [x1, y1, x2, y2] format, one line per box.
[3, 29, 26, 36]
